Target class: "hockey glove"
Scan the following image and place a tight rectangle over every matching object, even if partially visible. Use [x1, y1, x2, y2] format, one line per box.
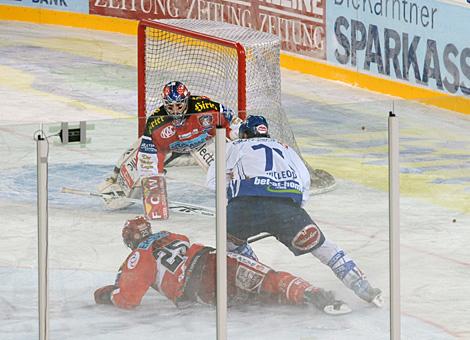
[94, 285, 117, 305]
[221, 104, 234, 123]
[304, 288, 351, 315]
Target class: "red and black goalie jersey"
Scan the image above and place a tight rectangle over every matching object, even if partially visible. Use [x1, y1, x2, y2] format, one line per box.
[138, 96, 232, 175]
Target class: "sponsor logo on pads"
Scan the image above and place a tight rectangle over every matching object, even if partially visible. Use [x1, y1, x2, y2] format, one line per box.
[292, 225, 321, 251]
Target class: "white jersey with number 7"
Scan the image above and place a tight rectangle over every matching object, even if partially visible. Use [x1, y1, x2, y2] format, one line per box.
[207, 138, 311, 206]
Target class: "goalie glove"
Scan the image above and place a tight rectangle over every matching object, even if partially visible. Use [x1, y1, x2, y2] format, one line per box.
[97, 183, 135, 210]
[221, 104, 234, 123]
[96, 167, 119, 193]
[228, 116, 243, 141]
[189, 140, 215, 172]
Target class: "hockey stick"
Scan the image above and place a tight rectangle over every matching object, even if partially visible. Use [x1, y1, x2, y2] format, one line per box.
[247, 232, 273, 244]
[60, 187, 215, 217]
[62, 186, 274, 242]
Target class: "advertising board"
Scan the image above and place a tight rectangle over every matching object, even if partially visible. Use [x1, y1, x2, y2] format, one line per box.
[0, 0, 89, 13]
[90, 0, 327, 59]
[327, 0, 470, 96]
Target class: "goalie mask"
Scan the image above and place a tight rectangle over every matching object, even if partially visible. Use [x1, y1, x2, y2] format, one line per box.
[238, 115, 270, 139]
[122, 216, 153, 250]
[162, 81, 190, 127]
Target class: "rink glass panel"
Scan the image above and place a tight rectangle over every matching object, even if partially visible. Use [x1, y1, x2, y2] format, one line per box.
[0, 122, 40, 338]
[1, 99, 467, 339]
[0, 118, 217, 339]
[394, 97, 470, 340]
[228, 101, 391, 339]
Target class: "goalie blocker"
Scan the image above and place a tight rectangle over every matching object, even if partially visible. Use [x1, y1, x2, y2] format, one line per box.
[142, 175, 169, 220]
[140, 140, 215, 220]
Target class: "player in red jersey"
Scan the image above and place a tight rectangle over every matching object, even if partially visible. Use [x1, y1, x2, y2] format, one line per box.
[94, 216, 351, 315]
[138, 80, 236, 176]
[96, 81, 239, 215]
[136, 81, 239, 219]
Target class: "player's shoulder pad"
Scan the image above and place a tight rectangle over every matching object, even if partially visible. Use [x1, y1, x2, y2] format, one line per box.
[191, 95, 212, 101]
[146, 113, 170, 134]
[188, 95, 220, 113]
[138, 231, 170, 250]
[151, 105, 169, 117]
[126, 251, 142, 270]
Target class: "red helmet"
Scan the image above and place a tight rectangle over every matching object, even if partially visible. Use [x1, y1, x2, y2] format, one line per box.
[122, 216, 152, 249]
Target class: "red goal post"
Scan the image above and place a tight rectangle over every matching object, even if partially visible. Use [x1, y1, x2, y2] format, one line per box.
[136, 19, 335, 193]
[138, 19, 250, 136]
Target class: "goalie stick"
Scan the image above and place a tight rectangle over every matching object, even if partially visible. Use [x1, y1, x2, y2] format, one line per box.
[61, 187, 274, 244]
[61, 187, 215, 218]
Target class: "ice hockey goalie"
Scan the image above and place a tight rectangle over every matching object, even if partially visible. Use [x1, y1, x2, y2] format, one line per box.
[96, 81, 239, 215]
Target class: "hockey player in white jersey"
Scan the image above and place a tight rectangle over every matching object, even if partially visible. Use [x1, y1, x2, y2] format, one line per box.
[207, 115, 383, 307]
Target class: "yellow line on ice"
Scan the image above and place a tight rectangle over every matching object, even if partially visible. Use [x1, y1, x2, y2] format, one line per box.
[304, 153, 469, 214]
[0, 65, 131, 120]
[26, 37, 136, 67]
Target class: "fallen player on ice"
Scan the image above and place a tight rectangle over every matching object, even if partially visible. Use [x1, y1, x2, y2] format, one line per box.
[94, 216, 351, 315]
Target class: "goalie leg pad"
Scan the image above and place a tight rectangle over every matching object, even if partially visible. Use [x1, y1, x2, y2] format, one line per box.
[142, 175, 169, 220]
[98, 138, 142, 198]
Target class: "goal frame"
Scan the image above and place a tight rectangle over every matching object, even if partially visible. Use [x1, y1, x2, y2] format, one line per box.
[137, 19, 247, 137]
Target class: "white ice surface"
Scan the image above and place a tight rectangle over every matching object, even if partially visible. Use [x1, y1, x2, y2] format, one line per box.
[0, 21, 469, 340]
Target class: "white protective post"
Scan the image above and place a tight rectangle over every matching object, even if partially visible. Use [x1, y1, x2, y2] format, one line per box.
[36, 131, 49, 340]
[388, 112, 400, 340]
[79, 121, 86, 144]
[215, 128, 227, 340]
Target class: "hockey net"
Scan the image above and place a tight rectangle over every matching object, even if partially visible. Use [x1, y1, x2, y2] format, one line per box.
[137, 19, 335, 192]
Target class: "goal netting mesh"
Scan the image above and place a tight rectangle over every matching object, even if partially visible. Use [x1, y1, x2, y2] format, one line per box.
[139, 19, 335, 192]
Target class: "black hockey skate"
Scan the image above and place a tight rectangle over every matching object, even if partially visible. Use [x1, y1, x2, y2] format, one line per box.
[304, 289, 352, 315]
